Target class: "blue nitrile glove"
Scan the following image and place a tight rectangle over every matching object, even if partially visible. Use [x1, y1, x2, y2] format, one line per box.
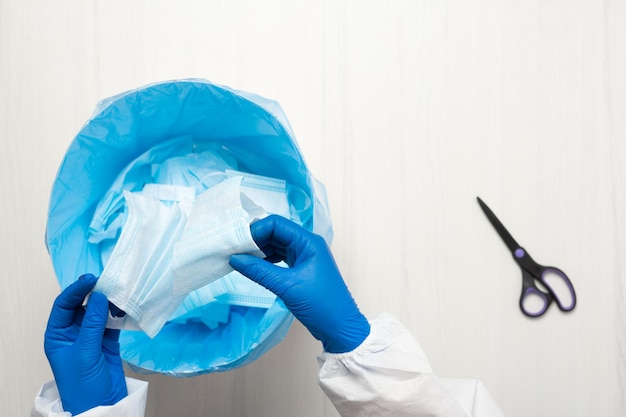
[229, 215, 370, 353]
[44, 274, 127, 415]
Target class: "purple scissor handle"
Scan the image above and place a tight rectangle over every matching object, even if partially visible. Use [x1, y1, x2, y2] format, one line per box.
[477, 197, 577, 318]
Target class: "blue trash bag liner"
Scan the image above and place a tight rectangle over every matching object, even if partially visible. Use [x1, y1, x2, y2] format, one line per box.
[45, 79, 333, 377]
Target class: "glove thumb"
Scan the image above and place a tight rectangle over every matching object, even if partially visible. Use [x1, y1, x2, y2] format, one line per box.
[77, 291, 108, 359]
[230, 253, 286, 296]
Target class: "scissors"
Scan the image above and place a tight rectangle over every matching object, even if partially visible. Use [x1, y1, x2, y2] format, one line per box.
[477, 197, 576, 317]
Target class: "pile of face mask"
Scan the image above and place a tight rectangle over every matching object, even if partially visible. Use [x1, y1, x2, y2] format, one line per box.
[89, 136, 301, 338]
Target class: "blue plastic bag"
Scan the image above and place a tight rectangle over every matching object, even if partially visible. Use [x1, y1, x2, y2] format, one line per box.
[46, 79, 333, 376]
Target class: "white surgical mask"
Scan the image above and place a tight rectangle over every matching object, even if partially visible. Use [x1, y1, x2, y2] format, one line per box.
[141, 183, 195, 215]
[215, 272, 276, 309]
[169, 301, 231, 330]
[95, 191, 188, 337]
[171, 176, 266, 296]
[96, 173, 289, 337]
[226, 170, 290, 219]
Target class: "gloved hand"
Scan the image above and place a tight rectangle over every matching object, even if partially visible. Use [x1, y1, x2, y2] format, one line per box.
[229, 215, 370, 353]
[44, 274, 127, 415]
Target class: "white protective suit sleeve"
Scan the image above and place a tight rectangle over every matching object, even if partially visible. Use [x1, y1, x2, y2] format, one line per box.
[31, 377, 148, 417]
[317, 314, 506, 417]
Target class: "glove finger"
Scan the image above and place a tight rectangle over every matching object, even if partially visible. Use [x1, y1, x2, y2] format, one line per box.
[251, 215, 309, 250]
[47, 274, 97, 330]
[77, 291, 108, 355]
[229, 254, 289, 296]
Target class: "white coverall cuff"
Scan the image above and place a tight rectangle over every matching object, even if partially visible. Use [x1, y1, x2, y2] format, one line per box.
[318, 312, 433, 366]
[316, 313, 506, 417]
[31, 377, 148, 417]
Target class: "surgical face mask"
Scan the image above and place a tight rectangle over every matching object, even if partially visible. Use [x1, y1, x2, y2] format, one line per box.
[215, 272, 277, 309]
[88, 136, 195, 246]
[168, 172, 288, 323]
[141, 183, 195, 216]
[226, 170, 290, 219]
[95, 191, 188, 337]
[171, 176, 266, 296]
[169, 302, 231, 330]
[96, 176, 270, 337]
[168, 271, 276, 329]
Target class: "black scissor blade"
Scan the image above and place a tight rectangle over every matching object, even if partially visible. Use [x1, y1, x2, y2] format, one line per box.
[476, 197, 521, 254]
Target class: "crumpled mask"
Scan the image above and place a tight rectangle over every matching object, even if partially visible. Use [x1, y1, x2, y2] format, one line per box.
[95, 176, 272, 337]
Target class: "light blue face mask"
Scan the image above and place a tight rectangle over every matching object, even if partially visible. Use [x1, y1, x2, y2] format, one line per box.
[88, 135, 199, 246]
[169, 172, 287, 323]
[169, 302, 231, 330]
[226, 169, 289, 218]
[96, 174, 288, 337]
[171, 176, 266, 297]
[215, 272, 277, 309]
[95, 191, 189, 337]
[168, 270, 277, 328]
